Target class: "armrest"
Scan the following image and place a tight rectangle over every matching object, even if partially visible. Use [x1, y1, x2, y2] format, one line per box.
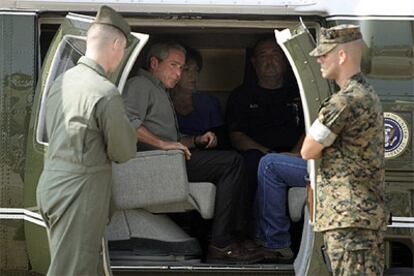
[188, 182, 216, 219]
[112, 150, 189, 210]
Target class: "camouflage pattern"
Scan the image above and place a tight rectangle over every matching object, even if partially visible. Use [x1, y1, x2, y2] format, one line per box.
[309, 24, 362, 57]
[314, 72, 388, 232]
[324, 228, 385, 276]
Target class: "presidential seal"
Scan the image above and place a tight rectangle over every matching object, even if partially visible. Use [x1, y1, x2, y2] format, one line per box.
[384, 112, 410, 159]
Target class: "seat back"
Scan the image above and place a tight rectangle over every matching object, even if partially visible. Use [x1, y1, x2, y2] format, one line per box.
[111, 149, 215, 219]
[112, 150, 189, 210]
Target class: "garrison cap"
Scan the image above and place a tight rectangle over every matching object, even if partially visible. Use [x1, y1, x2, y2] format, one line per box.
[93, 5, 130, 40]
[309, 24, 362, 57]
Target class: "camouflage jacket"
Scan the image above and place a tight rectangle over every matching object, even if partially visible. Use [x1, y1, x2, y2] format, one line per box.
[313, 73, 388, 232]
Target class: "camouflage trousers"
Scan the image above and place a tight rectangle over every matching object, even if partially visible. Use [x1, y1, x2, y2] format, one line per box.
[323, 228, 385, 276]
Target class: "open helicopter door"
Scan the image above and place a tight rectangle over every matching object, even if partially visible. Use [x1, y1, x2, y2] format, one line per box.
[274, 20, 332, 276]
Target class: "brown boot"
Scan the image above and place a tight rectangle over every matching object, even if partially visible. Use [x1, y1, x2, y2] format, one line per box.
[207, 242, 263, 264]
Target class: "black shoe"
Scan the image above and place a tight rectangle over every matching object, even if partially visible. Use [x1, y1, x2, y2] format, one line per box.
[207, 242, 263, 264]
[241, 239, 261, 251]
[259, 247, 294, 264]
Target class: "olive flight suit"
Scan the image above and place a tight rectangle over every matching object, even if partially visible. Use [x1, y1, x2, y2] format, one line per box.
[37, 57, 136, 276]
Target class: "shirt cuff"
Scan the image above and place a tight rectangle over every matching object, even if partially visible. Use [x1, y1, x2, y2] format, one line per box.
[130, 118, 143, 130]
[309, 119, 337, 147]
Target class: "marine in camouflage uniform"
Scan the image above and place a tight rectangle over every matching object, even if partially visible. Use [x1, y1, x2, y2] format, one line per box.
[301, 25, 388, 275]
[36, 6, 136, 276]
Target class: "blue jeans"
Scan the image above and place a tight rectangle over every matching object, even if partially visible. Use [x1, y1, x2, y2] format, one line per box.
[255, 153, 307, 249]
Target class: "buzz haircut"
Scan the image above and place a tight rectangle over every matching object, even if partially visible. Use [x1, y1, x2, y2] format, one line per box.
[87, 23, 125, 47]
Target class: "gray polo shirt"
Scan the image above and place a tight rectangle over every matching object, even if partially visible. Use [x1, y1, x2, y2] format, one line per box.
[123, 69, 179, 150]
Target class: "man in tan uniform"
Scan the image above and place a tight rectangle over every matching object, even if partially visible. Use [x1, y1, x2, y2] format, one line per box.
[301, 25, 388, 275]
[36, 6, 136, 276]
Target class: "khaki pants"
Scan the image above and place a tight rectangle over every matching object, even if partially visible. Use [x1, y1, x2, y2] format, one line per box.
[323, 228, 384, 276]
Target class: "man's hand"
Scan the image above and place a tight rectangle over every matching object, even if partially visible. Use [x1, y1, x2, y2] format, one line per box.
[195, 131, 217, 149]
[137, 126, 192, 160]
[160, 141, 192, 160]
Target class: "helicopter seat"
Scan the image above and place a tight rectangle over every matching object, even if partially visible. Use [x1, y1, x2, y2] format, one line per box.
[107, 150, 215, 265]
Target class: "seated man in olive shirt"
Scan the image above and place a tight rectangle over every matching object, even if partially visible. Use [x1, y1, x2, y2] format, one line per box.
[122, 42, 262, 264]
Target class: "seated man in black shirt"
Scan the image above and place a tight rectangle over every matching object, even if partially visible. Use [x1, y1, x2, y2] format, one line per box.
[226, 36, 304, 237]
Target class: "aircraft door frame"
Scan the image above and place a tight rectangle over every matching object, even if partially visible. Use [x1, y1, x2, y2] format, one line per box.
[23, 12, 148, 274]
[274, 23, 332, 276]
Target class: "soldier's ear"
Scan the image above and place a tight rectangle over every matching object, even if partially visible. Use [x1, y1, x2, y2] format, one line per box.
[338, 48, 347, 65]
[113, 38, 124, 50]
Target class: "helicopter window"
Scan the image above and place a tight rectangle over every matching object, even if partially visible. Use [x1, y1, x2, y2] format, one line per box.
[333, 19, 414, 100]
[36, 35, 86, 145]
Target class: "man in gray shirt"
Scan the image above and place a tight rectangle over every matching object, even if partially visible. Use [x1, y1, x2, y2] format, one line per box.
[123, 42, 262, 264]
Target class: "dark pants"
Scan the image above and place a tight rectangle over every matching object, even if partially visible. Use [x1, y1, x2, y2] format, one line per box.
[186, 149, 247, 247]
[239, 149, 265, 238]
